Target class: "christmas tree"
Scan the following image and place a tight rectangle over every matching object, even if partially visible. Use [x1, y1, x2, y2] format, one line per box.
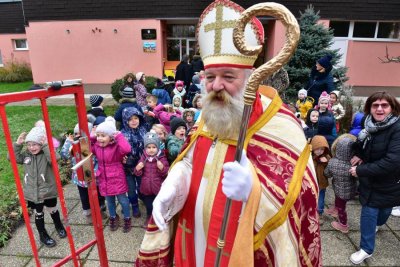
[284, 5, 348, 102]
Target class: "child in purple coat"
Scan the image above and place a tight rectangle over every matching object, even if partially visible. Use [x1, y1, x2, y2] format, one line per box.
[134, 132, 169, 228]
[153, 103, 182, 133]
[91, 116, 132, 233]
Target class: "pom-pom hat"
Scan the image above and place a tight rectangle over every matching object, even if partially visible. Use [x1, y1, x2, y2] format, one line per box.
[95, 116, 117, 136]
[144, 132, 160, 150]
[196, 0, 264, 69]
[318, 91, 331, 104]
[298, 89, 307, 97]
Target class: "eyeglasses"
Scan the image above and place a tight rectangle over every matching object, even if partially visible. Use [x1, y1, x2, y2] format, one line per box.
[26, 143, 41, 148]
[371, 103, 390, 109]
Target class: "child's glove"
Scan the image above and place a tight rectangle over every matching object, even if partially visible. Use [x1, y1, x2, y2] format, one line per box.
[221, 151, 252, 202]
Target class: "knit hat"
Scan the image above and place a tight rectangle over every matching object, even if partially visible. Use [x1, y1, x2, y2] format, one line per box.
[89, 95, 104, 107]
[120, 87, 135, 98]
[298, 89, 307, 97]
[170, 117, 187, 135]
[95, 116, 117, 136]
[318, 91, 330, 104]
[25, 126, 46, 144]
[175, 80, 184, 87]
[317, 55, 332, 69]
[144, 132, 160, 150]
[136, 72, 144, 82]
[330, 90, 340, 98]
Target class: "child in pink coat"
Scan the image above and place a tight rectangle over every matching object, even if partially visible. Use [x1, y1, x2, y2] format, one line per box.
[153, 103, 182, 133]
[134, 132, 169, 228]
[91, 117, 132, 233]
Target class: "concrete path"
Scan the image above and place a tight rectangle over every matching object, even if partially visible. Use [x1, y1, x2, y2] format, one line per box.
[0, 183, 399, 266]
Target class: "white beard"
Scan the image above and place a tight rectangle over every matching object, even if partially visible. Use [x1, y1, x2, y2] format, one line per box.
[202, 88, 244, 140]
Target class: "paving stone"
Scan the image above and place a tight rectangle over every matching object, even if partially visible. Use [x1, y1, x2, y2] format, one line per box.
[0, 223, 44, 256]
[25, 257, 82, 267]
[83, 259, 134, 266]
[0, 255, 31, 266]
[86, 227, 145, 262]
[386, 215, 400, 231]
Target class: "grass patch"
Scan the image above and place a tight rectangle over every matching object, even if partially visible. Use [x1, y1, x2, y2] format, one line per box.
[0, 81, 34, 94]
[0, 104, 117, 247]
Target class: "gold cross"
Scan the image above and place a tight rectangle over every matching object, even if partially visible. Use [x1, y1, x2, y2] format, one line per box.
[204, 4, 237, 54]
[179, 219, 192, 260]
[208, 244, 230, 258]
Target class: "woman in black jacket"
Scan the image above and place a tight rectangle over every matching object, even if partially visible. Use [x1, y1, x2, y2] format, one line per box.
[349, 91, 400, 265]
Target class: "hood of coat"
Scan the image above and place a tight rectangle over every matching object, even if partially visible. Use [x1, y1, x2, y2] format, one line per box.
[331, 134, 356, 160]
[122, 106, 145, 130]
[311, 135, 330, 155]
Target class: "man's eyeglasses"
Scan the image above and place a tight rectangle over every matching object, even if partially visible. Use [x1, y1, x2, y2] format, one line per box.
[371, 103, 390, 109]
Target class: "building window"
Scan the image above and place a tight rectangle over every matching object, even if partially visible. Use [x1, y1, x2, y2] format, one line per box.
[331, 21, 400, 41]
[166, 24, 197, 61]
[353, 22, 376, 38]
[377, 22, 400, 39]
[0, 50, 3, 67]
[14, 39, 28, 50]
[330, 21, 350, 37]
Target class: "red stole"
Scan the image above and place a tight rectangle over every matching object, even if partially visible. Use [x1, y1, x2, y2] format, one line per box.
[174, 92, 264, 267]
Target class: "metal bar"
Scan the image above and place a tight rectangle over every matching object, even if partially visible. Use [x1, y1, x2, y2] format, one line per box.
[0, 105, 42, 267]
[74, 89, 109, 267]
[39, 98, 80, 267]
[52, 239, 97, 266]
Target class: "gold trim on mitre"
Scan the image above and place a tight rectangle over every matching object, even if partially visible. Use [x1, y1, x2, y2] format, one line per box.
[196, 0, 264, 69]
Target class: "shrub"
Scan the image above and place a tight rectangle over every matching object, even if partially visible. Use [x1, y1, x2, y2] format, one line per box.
[0, 61, 32, 83]
[110, 74, 160, 103]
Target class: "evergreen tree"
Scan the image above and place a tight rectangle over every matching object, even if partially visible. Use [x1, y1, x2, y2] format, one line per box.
[284, 5, 348, 102]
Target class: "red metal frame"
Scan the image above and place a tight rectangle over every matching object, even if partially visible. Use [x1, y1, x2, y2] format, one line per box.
[0, 85, 109, 266]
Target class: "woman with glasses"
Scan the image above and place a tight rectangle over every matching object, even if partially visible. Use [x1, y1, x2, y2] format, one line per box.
[349, 91, 400, 264]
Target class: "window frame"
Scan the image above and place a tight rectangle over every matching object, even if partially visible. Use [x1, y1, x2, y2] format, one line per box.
[331, 21, 400, 42]
[13, 39, 29, 50]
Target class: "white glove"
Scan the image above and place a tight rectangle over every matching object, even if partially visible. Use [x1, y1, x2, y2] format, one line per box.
[152, 184, 176, 231]
[222, 152, 252, 202]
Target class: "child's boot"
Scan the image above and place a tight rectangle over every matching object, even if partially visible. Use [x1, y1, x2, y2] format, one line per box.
[109, 214, 119, 231]
[331, 221, 349, 234]
[35, 212, 56, 247]
[123, 217, 132, 233]
[129, 197, 141, 218]
[50, 210, 67, 238]
[325, 206, 338, 218]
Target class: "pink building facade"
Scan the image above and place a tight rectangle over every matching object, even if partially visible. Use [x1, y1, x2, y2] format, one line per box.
[0, 33, 30, 66]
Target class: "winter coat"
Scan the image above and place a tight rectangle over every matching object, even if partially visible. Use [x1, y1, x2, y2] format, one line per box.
[13, 143, 58, 203]
[296, 97, 314, 121]
[134, 151, 169, 196]
[134, 83, 149, 107]
[166, 134, 185, 163]
[114, 98, 143, 131]
[87, 107, 106, 118]
[175, 61, 192, 89]
[152, 88, 171, 105]
[350, 112, 365, 137]
[190, 55, 204, 73]
[311, 135, 331, 189]
[324, 135, 357, 200]
[306, 66, 334, 104]
[354, 119, 400, 208]
[331, 102, 345, 120]
[121, 106, 147, 169]
[317, 110, 336, 146]
[186, 84, 201, 108]
[153, 103, 182, 133]
[90, 133, 131, 197]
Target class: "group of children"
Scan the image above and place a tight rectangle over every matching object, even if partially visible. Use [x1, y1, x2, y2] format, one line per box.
[294, 89, 359, 233]
[12, 74, 205, 247]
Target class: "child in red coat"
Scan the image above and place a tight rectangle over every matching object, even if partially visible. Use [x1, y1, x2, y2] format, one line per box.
[134, 132, 169, 228]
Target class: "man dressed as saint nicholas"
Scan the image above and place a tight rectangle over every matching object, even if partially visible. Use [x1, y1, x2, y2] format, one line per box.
[136, 0, 322, 266]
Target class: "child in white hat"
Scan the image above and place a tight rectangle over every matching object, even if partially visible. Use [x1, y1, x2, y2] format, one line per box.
[296, 88, 314, 121]
[91, 116, 133, 232]
[13, 126, 66, 247]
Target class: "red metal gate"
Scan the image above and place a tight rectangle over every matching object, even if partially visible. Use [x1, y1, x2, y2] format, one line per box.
[0, 83, 108, 266]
